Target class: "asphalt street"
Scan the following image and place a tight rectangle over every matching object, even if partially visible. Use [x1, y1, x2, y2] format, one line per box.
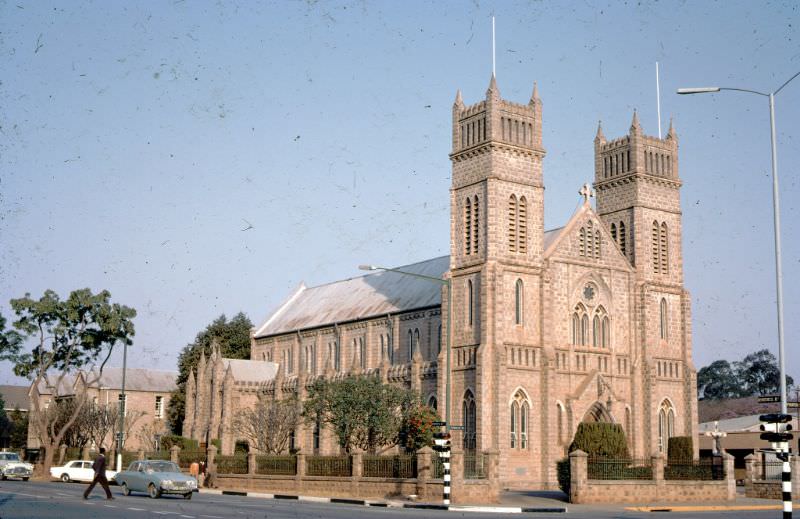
[0, 480, 790, 519]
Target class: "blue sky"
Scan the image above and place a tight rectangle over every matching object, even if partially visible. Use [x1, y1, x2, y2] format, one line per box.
[1, 1, 798, 385]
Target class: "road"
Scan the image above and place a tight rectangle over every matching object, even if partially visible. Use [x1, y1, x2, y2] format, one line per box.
[0, 480, 790, 518]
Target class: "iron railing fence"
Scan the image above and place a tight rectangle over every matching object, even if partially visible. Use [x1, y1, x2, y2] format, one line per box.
[178, 449, 206, 470]
[665, 458, 724, 481]
[587, 457, 653, 480]
[255, 455, 297, 476]
[431, 455, 445, 479]
[362, 455, 417, 479]
[215, 454, 248, 475]
[754, 461, 784, 481]
[305, 455, 352, 477]
[464, 451, 486, 479]
[144, 450, 170, 461]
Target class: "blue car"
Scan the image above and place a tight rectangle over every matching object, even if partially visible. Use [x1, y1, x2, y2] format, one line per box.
[115, 460, 196, 499]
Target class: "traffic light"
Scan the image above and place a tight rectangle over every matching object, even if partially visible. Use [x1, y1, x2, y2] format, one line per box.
[432, 431, 451, 454]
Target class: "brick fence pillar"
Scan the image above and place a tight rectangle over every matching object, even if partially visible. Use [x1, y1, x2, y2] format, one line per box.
[247, 451, 256, 475]
[792, 455, 800, 499]
[568, 449, 587, 504]
[484, 450, 501, 501]
[137, 449, 145, 461]
[170, 445, 180, 464]
[351, 452, 362, 478]
[723, 452, 735, 500]
[416, 447, 432, 499]
[449, 448, 463, 505]
[744, 453, 756, 496]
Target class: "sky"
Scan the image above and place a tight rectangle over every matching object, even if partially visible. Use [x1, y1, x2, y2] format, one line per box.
[1, 0, 798, 386]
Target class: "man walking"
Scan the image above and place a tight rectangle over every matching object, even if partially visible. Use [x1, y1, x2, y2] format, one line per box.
[83, 447, 114, 500]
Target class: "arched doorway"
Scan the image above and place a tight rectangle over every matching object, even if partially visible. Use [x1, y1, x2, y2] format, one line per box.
[581, 401, 614, 423]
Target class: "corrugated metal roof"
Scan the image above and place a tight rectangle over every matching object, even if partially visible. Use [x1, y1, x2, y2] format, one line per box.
[699, 414, 799, 433]
[255, 256, 449, 338]
[224, 359, 277, 383]
[89, 367, 177, 392]
[0, 385, 29, 411]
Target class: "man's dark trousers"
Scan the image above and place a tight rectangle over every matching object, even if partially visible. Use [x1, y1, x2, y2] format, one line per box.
[83, 453, 113, 499]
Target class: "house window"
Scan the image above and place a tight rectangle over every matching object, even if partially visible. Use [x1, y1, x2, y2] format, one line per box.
[155, 396, 163, 419]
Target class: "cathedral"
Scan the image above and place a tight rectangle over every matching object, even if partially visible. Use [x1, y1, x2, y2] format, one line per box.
[184, 75, 698, 489]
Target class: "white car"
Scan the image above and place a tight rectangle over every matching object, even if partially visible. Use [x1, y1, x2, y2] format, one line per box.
[0, 452, 33, 481]
[50, 459, 117, 483]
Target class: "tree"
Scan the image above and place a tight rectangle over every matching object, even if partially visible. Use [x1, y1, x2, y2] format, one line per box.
[735, 349, 794, 397]
[8, 408, 28, 449]
[136, 418, 171, 451]
[166, 313, 252, 434]
[232, 394, 301, 454]
[0, 393, 10, 448]
[304, 376, 416, 453]
[0, 313, 23, 361]
[8, 288, 135, 473]
[398, 403, 440, 452]
[87, 404, 121, 451]
[697, 360, 742, 399]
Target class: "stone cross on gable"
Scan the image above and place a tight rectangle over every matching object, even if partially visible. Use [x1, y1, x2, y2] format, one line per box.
[579, 183, 595, 203]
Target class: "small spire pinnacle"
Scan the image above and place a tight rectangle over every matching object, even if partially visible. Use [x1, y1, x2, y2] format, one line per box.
[630, 109, 641, 131]
[486, 74, 500, 98]
[594, 120, 606, 142]
[529, 81, 539, 104]
[454, 89, 463, 108]
[667, 116, 676, 138]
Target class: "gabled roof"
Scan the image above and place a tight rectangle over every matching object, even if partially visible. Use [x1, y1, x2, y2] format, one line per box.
[255, 256, 450, 338]
[0, 385, 29, 411]
[224, 359, 278, 383]
[85, 367, 177, 393]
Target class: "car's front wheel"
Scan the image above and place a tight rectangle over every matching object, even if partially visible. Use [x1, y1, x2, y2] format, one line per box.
[148, 483, 161, 499]
[183, 492, 192, 500]
[61, 473, 70, 483]
[121, 483, 130, 496]
[22, 477, 29, 481]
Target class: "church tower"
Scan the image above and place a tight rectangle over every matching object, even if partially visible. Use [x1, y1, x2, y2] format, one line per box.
[593, 115, 697, 457]
[447, 76, 546, 454]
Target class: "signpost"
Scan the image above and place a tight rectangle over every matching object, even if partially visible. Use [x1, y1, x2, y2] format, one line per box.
[759, 413, 793, 519]
[759, 395, 781, 404]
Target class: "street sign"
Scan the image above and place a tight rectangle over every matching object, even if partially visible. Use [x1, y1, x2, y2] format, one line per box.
[449, 425, 465, 431]
[758, 395, 781, 403]
[432, 421, 446, 427]
[788, 402, 800, 409]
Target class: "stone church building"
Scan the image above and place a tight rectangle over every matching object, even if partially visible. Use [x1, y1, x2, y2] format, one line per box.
[185, 76, 698, 489]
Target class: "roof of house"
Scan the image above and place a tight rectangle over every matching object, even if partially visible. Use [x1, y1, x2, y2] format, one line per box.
[87, 367, 177, 393]
[0, 385, 29, 411]
[37, 368, 177, 396]
[699, 414, 799, 434]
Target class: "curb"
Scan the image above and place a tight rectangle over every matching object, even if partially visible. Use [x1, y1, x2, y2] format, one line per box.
[626, 503, 800, 513]
[202, 489, 566, 513]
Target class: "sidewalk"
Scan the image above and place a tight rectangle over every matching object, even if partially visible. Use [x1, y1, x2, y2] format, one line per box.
[500, 489, 800, 513]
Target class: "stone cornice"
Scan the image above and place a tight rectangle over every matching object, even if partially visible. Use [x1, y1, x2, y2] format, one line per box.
[594, 171, 682, 190]
[449, 141, 545, 162]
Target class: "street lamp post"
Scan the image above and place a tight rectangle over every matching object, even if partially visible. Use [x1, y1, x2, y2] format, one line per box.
[677, 69, 799, 415]
[116, 341, 128, 472]
[359, 264, 452, 433]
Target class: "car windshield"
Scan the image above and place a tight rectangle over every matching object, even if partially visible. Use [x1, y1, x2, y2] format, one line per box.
[147, 461, 180, 473]
[1, 454, 20, 461]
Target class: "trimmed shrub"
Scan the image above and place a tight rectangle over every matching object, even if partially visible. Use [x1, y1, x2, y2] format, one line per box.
[568, 422, 630, 459]
[556, 458, 571, 495]
[160, 435, 198, 451]
[667, 436, 693, 461]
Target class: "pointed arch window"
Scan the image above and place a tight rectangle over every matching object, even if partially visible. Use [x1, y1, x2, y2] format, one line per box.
[659, 298, 668, 340]
[518, 196, 527, 253]
[407, 330, 413, 361]
[472, 196, 480, 254]
[414, 328, 420, 360]
[658, 400, 676, 452]
[510, 400, 519, 448]
[437, 324, 442, 355]
[579, 228, 586, 256]
[571, 313, 580, 345]
[465, 198, 472, 255]
[592, 315, 601, 347]
[602, 316, 610, 348]
[508, 195, 517, 253]
[652, 221, 661, 273]
[581, 315, 589, 346]
[463, 391, 477, 450]
[509, 390, 529, 450]
[514, 279, 524, 325]
[557, 403, 565, 444]
[428, 395, 438, 410]
[619, 221, 626, 257]
[610, 223, 617, 243]
[359, 337, 366, 369]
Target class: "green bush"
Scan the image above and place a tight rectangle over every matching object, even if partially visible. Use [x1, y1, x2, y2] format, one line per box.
[568, 423, 629, 459]
[667, 436, 693, 461]
[556, 458, 570, 495]
[160, 435, 198, 451]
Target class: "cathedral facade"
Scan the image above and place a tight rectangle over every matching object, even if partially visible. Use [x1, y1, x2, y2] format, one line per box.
[185, 76, 698, 489]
